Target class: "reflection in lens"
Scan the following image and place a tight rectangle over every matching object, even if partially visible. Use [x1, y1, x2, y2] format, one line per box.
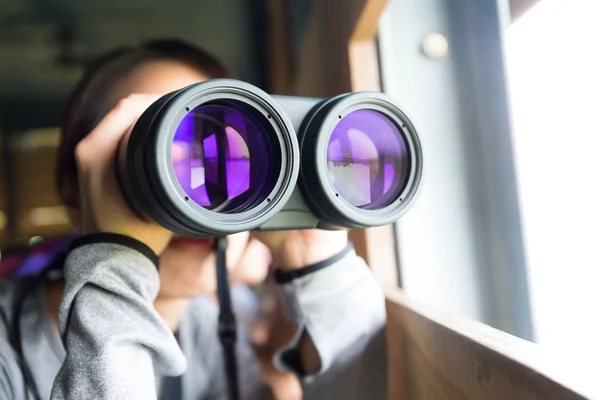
[172, 103, 280, 213]
[327, 109, 410, 210]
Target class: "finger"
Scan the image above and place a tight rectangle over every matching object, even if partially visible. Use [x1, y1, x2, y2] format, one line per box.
[82, 94, 161, 153]
[249, 231, 282, 250]
[245, 238, 272, 265]
[231, 238, 271, 285]
[226, 232, 251, 269]
[75, 95, 161, 174]
[126, 93, 163, 100]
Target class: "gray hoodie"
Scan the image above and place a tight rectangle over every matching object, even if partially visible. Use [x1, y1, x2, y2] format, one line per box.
[0, 234, 386, 399]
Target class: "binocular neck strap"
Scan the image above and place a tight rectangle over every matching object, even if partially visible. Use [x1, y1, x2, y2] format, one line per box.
[214, 236, 241, 400]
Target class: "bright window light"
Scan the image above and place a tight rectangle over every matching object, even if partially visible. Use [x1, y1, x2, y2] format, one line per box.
[507, 0, 600, 370]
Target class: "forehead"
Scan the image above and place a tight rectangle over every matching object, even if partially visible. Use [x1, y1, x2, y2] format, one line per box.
[113, 60, 209, 98]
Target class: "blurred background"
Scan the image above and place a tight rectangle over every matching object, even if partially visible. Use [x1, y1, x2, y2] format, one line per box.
[0, 0, 598, 384]
[0, 0, 271, 244]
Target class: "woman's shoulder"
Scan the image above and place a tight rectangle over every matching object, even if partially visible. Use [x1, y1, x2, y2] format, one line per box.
[0, 278, 31, 323]
[0, 278, 48, 344]
[0, 278, 25, 299]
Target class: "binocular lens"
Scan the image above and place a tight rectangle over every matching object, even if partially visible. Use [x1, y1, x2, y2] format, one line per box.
[326, 109, 410, 210]
[171, 102, 281, 213]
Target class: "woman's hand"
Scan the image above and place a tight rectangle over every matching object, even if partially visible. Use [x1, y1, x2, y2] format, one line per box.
[75, 94, 173, 255]
[158, 232, 272, 299]
[252, 229, 348, 271]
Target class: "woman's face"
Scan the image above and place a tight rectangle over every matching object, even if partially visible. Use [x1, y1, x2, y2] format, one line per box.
[109, 60, 270, 298]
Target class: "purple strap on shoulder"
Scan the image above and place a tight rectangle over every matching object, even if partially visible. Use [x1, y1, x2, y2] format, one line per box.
[1, 235, 78, 278]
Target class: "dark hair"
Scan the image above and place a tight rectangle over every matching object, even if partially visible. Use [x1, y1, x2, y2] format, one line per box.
[56, 39, 232, 209]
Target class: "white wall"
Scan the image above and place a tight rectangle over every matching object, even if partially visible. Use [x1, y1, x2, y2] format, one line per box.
[379, 0, 486, 323]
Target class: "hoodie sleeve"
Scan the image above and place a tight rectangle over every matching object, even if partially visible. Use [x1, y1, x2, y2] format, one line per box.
[273, 245, 387, 400]
[51, 233, 187, 400]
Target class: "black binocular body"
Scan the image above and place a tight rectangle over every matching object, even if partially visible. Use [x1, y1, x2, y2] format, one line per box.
[117, 79, 422, 237]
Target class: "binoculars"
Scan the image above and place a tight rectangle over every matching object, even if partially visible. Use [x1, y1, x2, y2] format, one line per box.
[117, 79, 423, 237]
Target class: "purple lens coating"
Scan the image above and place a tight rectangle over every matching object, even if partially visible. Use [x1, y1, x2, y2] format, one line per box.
[172, 102, 280, 213]
[327, 109, 410, 210]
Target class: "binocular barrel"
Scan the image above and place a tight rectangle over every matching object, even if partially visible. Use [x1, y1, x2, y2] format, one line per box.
[117, 79, 422, 237]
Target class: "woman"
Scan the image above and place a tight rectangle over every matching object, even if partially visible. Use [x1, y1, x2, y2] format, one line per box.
[0, 39, 386, 399]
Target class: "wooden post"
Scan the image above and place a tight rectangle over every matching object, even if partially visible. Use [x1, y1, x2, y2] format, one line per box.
[267, 0, 294, 94]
